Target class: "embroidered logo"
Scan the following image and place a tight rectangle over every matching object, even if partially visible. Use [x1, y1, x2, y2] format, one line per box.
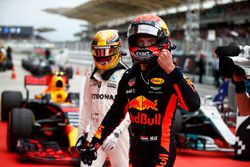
[150, 78, 165, 85]
[128, 78, 136, 87]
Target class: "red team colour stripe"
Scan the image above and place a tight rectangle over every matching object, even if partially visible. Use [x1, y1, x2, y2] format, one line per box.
[61, 107, 79, 112]
[161, 94, 177, 152]
[173, 84, 189, 111]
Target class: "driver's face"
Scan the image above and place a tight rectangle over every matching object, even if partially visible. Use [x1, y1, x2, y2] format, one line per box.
[136, 37, 157, 47]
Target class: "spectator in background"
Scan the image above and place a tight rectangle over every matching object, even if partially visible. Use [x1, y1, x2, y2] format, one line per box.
[213, 52, 221, 88]
[0, 40, 6, 63]
[45, 48, 51, 60]
[6, 46, 12, 61]
[197, 52, 205, 84]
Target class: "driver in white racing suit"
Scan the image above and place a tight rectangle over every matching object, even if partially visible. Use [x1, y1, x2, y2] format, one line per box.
[78, 29, 130, 167]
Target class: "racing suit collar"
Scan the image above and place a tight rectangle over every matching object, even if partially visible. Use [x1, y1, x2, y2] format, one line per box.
[91, 63, 126, 81]
[136, 57, 159, 73]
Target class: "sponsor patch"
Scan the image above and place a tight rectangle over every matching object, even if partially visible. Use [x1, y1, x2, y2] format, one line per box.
[150, 86, 161, 91]
[184, 75, 195, 92]
[107, 82, 116, 88]
[150, 78, 165, 85]
[126, 89, 136, 94]
[128, 95, 158, 111]
[91, 94, 115, 100]
[110, 75, 117, 82]
[128, 78, 136, 87]
[130, 112, 161, 125]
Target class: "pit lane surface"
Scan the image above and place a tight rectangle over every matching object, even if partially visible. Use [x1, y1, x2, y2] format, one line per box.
[1, 54, 249, 167]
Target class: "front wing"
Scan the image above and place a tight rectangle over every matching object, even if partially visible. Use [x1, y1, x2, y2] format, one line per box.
[17, 139, 80, 165]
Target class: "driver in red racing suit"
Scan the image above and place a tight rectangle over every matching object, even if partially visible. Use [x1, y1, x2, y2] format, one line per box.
[76, 14, 201, 167]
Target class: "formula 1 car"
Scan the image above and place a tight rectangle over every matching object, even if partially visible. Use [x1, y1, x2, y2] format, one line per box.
[22, 55, 73, 79]
[21, 48, 73, 78]
[1, 73, 80, 165]
[21, 55, 52, 76]
[174, 96, 236, 155]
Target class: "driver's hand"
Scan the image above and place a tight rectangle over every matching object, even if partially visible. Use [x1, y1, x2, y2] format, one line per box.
[101, 132, 119, 152]
[76, 136, 97, 166]
[157, 49, 175, 74]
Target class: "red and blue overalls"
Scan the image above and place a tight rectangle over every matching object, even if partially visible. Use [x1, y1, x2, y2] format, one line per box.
[93, 60, 200, 167]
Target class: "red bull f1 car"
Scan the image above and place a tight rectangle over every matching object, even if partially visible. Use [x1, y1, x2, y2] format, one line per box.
[1, 73, 80, 165]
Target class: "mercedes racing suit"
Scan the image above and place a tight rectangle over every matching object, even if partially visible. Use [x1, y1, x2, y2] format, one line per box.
[78, 63, 130, 167]
[92, 60, 200, 167]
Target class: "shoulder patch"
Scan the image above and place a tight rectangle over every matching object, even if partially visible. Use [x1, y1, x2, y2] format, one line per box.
[183, 75, 195, 91]
[128, 77, 136, 87]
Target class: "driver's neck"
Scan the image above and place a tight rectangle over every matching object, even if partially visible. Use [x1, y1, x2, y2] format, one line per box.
[140, 63, 148, 71]
[97, 69, 106, 75]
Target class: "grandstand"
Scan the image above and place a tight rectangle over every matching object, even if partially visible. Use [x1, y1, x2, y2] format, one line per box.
[47, 0, 250, 46]
[1, 0, 249, 81]
[46, 0, 249, 79]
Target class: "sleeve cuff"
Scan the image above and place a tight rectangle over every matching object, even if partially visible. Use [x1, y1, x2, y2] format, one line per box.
[91, 136, 101, 149]
[168, 67, 183, 84]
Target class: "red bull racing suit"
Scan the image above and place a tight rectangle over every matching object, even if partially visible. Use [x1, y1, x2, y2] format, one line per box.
[92, 61, 201, 167]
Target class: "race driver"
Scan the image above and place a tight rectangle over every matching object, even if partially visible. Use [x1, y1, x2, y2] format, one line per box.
[77, 29, 130, 167]
[76, 14, 200, 167]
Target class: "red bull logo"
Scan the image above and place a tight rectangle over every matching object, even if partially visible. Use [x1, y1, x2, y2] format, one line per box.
[130, 112, 161, 125]
[128, 95, 158, 111]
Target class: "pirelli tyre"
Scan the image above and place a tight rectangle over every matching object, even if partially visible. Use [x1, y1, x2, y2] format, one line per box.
[21, 58, 31, 70]
[7, 108, 34, 152]
[1, 91, 22, 121]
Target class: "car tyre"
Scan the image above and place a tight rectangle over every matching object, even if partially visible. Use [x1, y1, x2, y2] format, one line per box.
[7, 108, 34, 152]
[1, 91, 22, 121]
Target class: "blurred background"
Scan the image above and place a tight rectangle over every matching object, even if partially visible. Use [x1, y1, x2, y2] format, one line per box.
[0, 0, 250, 166]
[1, 0, 249, 84]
